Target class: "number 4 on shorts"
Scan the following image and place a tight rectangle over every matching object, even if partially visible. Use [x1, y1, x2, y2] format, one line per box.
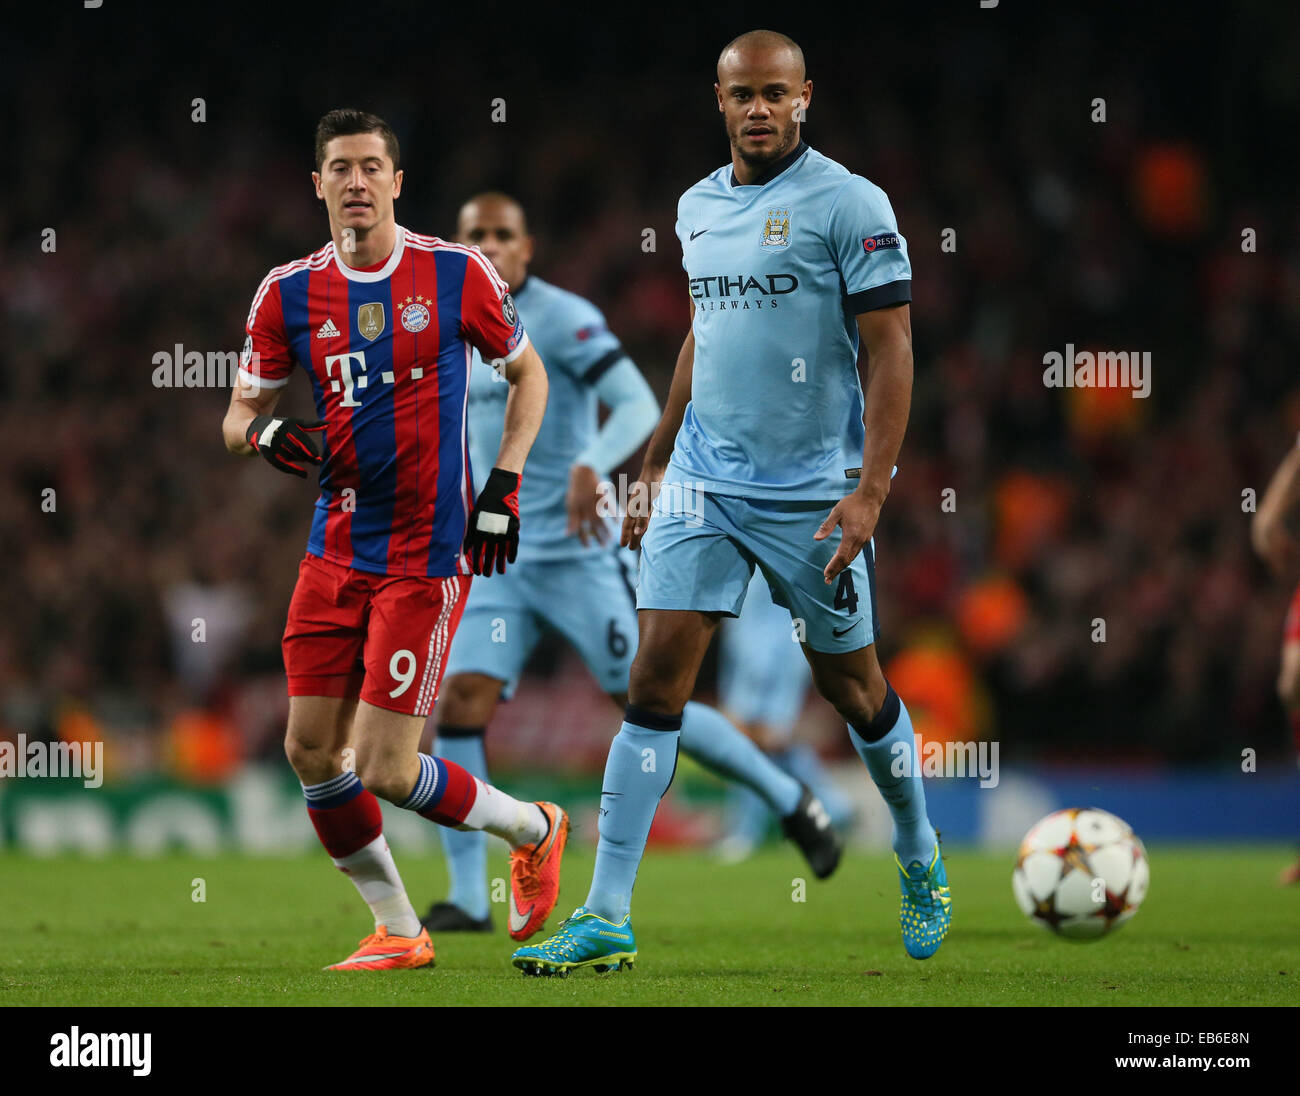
[833, 572, 859, 615]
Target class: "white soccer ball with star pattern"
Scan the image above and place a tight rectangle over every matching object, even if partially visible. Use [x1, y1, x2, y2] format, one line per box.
[1012, 807, 1149, 940]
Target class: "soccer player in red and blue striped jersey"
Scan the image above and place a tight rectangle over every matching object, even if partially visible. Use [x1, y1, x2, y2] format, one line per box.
[222, 110, 568, 969]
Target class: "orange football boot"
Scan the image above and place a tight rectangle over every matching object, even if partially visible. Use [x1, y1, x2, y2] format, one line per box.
[324, 924, 436, 970]
[508, 802, 570, 941]
[1280, 855, 1300, 886]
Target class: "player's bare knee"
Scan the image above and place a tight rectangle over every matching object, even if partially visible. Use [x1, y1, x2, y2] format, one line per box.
[627, 655, 690, 714]
[829, 691, 876, 728]
[283, 729, 338, 785]
[815, 667, 886, 726]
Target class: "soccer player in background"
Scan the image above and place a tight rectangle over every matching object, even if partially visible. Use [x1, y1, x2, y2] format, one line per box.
[420, 193, 841, 936]
[1250, 439, 1300, 884]
[714, 572, 855, 862]
[222, 110, 568, 970]
[514, 30, 951, 975]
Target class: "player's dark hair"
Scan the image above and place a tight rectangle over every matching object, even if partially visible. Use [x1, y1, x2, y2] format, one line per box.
[314, 109, 401, 172]
[459, 191, 529, 235]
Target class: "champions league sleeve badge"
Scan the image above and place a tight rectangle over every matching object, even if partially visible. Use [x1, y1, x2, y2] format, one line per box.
[862, 232, 901, 253]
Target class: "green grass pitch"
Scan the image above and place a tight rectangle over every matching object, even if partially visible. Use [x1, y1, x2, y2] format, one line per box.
[2, 845, 1297, 1006]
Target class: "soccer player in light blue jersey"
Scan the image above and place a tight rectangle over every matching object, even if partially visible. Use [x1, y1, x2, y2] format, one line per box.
[422, 193, 841, 938]
[514, 29, 951, 975]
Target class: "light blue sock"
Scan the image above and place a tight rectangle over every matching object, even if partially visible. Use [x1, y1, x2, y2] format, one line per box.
[777, 744, 855, 828]
[435, 731, 489, 921]
[679, 701, 802, 816]
[723, 783, 772, 846]
[585, 708, 681, 923]
[846, 686, 936, 867]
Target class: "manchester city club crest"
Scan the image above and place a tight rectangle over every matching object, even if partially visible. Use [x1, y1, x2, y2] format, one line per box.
[400, 297, 431, 333]
[760, 208, 791, 249]
[357, 302, 385, 341]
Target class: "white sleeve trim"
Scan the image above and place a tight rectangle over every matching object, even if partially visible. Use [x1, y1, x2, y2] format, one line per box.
[497, 330, 530, 365]
[237, 367, 290, 390]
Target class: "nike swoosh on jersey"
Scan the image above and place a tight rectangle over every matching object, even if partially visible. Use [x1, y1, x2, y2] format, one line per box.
[832, 619, 862, 637]
[689, 229, 709, 240]
[509, 893, 534, 934]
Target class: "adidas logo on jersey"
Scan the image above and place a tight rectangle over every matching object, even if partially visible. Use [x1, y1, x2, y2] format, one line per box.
[316, 319, 341, 339]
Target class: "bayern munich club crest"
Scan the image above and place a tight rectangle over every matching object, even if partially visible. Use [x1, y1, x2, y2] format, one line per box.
[400, 297, 431, 333]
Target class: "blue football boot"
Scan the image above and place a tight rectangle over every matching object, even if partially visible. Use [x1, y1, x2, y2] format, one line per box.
[896, 840, 952, 959]
[511, 907, 637, 977]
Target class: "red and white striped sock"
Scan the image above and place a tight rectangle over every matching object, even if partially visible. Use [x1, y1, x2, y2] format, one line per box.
[304, 771, 421, 938]
[402, 754, 547, 848]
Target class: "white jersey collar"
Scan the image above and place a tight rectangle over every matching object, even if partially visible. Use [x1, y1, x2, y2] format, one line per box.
[332, 224, 406, 282]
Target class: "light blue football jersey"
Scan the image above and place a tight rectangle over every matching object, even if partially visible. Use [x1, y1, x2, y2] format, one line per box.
[465, 275, 626, 560]
[665, 141, 911, 500]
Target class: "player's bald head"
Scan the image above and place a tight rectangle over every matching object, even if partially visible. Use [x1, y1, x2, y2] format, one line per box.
[717, 29, 805, 84]
[457, 192, 528, 236]
[714, 30, 811, 177]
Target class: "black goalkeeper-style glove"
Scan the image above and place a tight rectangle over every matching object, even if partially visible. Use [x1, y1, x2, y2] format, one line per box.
[463, 468, 521, 575]
[246, 415, 326, 478]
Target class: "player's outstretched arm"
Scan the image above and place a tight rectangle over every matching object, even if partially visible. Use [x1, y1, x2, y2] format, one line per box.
[623, 302, 695, 550]
[494, 340, 548, 475]
[1253, 440, 1300, 577]
[815, 303, 913, 583]
[464, 342, 548, 575]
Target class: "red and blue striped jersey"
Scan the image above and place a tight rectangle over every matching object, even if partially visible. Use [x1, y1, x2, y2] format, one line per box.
[239, 226, 528, 577]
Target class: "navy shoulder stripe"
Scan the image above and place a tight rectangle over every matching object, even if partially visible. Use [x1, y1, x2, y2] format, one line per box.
[580, 346, 627, 385]
[846, 279, 911, 315]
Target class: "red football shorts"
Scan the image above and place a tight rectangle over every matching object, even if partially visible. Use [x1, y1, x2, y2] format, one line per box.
[282, 554, 471, 717]
[1285, 581, 1300, 644]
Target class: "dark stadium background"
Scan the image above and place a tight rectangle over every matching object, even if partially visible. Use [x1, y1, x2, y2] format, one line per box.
[4, 1, 1299, 851]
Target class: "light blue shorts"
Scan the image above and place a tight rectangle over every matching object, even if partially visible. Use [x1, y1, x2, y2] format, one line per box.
[636, 490, 878, 654]
[718, 572, 813, 738]
[442, 548, 639, 699]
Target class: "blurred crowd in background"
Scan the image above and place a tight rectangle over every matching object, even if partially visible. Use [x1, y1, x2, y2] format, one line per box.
[4, 4, 1300, 782]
